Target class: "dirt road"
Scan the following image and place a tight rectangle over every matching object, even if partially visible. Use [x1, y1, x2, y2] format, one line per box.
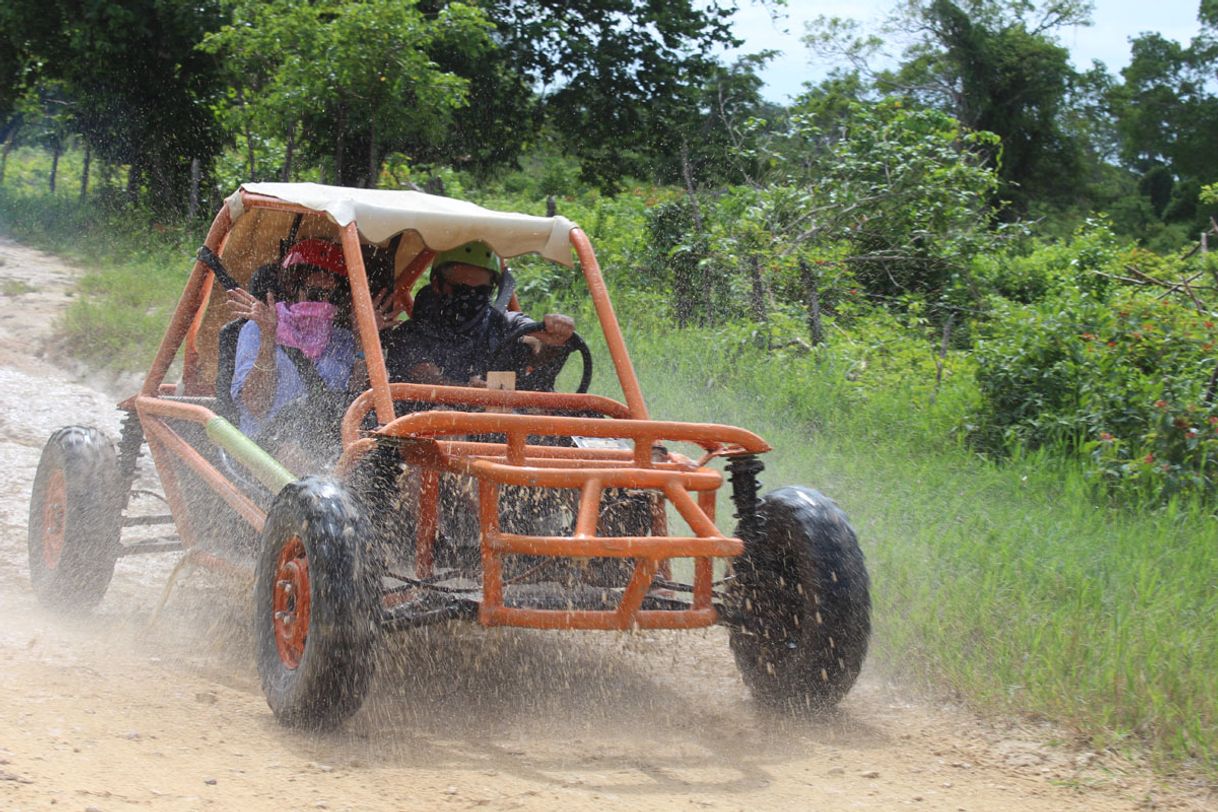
[0, 235, 1211, 811]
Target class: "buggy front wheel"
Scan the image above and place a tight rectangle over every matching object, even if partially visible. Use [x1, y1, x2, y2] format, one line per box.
[254, 477, 381, 729]
[727, 486, 871, 712]
[27, 426, 123, 613]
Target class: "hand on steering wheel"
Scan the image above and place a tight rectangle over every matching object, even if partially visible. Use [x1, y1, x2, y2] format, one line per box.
[486, 320, 592, 394]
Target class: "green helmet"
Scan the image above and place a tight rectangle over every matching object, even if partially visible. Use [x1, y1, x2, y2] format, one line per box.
[431, 240, 500, 280]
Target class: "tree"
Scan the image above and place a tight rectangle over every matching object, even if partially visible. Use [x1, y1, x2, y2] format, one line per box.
[762, 101, 1001, 300]
[202, 0, 491, 187]
[1097, 3, 1218, 241]
[805, 0, 1094, 216]
[646, 53, 781, 190]
[3, 0, 228, 209]
[473, 0, 745, 189]
[648, 101, 1002, 329]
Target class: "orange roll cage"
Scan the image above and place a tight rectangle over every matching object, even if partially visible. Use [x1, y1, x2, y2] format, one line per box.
[130, 190, 772, 632]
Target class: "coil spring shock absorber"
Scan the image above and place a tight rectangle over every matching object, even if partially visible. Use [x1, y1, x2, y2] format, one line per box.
[116, 410, 145, 512]
[722, 455, 765, 622]
[726, 454, 765, 534]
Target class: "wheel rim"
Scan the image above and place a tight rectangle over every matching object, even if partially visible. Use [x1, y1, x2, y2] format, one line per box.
[272, 535, 311, 669]
[40, 469, 67, 571]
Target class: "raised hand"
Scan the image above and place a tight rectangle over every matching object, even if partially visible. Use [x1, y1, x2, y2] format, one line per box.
[227, 288, 278, 337]
[373, 288, 404, 331]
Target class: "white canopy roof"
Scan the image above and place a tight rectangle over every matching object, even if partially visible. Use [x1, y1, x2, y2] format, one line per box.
[226, 182, 579, 267]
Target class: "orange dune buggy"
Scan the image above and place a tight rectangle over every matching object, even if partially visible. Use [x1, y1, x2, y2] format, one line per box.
[28, 183, 871, 728]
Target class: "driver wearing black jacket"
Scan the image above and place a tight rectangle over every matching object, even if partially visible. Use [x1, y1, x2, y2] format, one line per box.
[384, 241, 574, 388]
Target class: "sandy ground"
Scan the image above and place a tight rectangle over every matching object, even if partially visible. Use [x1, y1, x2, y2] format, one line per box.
[0, 234, 1213, 812]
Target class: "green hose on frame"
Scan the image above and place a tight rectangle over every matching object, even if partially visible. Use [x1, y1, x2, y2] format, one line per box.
[204, 416, 296, 493]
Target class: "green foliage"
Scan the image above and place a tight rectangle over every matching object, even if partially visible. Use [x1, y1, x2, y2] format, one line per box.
[200, 0, 489, 187]
[3, 0, 227, 210]
[646, 101, 1002, 331]
[0, 186, 204, 369]
[971, 227, 1218, 502]
[479, 0, 741, 190]
[970, 216, 1122, 302]
[897, 1, 1086, 214]
[806, 1, 1094, 217]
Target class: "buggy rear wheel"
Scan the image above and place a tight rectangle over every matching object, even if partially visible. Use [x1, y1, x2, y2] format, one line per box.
[254, 477, 381, 729]
[27, 426, 123, 613]
[727, 486, 870, 712]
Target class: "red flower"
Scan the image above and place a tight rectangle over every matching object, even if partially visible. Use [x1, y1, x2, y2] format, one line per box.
[1155, 400, 1169, 409]
[1174, 418, 1190, 429]
[1099, 432, 1114, 442]
[1209, 416, 1218, 425]
[1206, 321, 1215, 329]
[1106, 340, 1117, 347]
[1144, 453, 1155, 464]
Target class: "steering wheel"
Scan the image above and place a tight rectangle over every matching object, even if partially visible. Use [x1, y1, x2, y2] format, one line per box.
[485, 320, 593, 394]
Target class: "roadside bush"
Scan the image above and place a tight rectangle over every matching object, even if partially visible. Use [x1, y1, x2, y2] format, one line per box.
[972, 283, 1218, 501]
[969, 218, 1126, 304]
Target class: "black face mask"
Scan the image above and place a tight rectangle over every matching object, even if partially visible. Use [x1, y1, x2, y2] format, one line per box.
[438, 283, 493, 330]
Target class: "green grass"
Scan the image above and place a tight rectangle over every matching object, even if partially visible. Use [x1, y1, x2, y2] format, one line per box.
[622, 323, 1218, 774]
[1, 278, 36, 296]
[0, 182, 205, 370]
[2, 156, 1216, 776]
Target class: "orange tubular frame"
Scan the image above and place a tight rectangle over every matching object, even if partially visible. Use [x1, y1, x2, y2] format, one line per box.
[132, 191, 773, 632]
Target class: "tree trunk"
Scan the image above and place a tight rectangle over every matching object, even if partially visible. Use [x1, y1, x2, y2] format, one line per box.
[49, 144, 60, 193]
[236, 86, 256, 181]
[800, 260, 823, 347]
[79, 143, 91, 202]
[189, 158, 201, 220]
[931, 313, 955, 404]
[367, 119, 377, 188]
[126, 159, 141, 205]
[424, 175, 446, 197]
[335, 105, 346, 186]
[281, 122, 296, 182]
[749, 255, 768, 321]
[146, 154, 176, 213]
[0, 130, 17, 187]
[680, 141, 705, 233]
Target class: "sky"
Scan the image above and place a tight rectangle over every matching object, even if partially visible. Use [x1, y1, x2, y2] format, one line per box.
[724, 1, 1206, 103]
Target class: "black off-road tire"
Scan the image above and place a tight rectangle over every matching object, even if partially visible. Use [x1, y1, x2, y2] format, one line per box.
[254, 477, 382, 729]
[727, 486, 871, 712]
[27, 426, 123, 613]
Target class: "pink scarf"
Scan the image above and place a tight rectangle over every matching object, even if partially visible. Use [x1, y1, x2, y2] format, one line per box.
[275, 301, 337, 361]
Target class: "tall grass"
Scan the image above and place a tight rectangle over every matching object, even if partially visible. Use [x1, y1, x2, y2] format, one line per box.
[620, 321, 1218, 773]
[2, 163, 1216, 775]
